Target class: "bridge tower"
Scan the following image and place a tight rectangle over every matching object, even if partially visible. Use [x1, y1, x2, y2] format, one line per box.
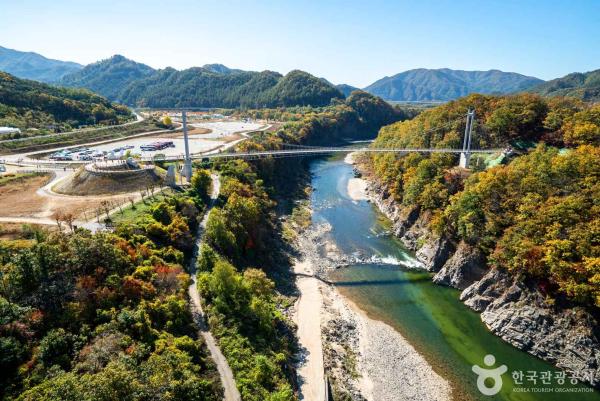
[459, 109, 475, 168]
[181, 110, 193, 181]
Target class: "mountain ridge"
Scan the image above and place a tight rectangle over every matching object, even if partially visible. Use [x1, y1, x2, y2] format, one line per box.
[0, 70, 131, 131]
[363, 68, 544, 101]
[0, 45, 82, 82]
[59, 55, 156, 101]
[59, 55, 344, 108]
[527, 68, 600, 101]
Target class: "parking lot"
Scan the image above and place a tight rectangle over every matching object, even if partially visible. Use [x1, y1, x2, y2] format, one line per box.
[46, 121, 263, 161]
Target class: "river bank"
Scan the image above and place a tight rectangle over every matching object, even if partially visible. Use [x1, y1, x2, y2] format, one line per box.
[291, 153, 452, 401]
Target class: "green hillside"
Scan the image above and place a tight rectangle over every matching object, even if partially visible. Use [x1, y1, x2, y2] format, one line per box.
[60, 55, 344, 108]
[528, 69, 600, 101]
[336, 83, 359, 97]
[60, 55, 156, 101]
[0, 71, 132, 133]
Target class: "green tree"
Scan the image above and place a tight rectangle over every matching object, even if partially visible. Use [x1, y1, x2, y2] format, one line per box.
[191, 169, 212, 200]
[38, 329, 74, 370]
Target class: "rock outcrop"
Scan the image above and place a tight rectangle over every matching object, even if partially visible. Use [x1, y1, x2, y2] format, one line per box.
[461, 268, 600, 386]
[433, 241, 486, 289]
[416, 235, 455, 272]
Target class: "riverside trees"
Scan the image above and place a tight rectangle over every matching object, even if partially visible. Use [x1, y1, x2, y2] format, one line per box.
[367, 94, 600, 308]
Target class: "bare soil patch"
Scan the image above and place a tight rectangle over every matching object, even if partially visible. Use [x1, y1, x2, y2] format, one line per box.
[0, 174, 52, 216]
[0, 172, 132, 221]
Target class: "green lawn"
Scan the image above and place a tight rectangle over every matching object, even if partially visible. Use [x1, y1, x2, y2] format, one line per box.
[110, 188, 175, 224]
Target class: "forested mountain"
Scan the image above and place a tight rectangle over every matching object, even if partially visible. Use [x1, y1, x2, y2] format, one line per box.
[60, 55, 156, 101]
[120, 67, 282, 108]
[364, 68, 543, 101]
[336, 83, 359, 97]
[528, 69, 600, 101]
[259, 70, 344, 107]
[0, 71, 131, 131]
[60, 55, 344, 108]
[0, 45, 82, 83]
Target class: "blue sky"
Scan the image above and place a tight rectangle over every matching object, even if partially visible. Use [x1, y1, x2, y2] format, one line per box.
[1, 0, 598, 87]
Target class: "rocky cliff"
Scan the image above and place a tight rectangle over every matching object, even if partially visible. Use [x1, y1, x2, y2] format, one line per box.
[363, 175, 600, 388]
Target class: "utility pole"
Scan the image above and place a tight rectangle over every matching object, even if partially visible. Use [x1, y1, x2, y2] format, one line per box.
[181, 110, 193, 182]
[459, 109, 475, 168]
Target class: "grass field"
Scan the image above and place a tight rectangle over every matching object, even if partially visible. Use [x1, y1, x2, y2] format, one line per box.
[110, 188, 176, 224]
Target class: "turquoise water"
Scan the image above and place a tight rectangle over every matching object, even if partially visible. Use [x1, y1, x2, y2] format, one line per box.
[309, 156, 599, 401]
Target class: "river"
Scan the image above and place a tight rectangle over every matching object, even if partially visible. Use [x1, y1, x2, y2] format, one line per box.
[307, 154, 599, 401]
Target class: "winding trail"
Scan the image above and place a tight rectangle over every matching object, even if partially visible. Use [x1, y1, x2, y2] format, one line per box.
[187, 174, 241, 401]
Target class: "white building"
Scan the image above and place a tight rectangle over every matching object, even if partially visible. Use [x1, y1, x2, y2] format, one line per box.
[0, 127, 21, 135]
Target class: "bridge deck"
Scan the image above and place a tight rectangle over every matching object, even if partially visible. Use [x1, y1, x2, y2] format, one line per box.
[4, 147, 503, 167]
[156, 147, 502, 162]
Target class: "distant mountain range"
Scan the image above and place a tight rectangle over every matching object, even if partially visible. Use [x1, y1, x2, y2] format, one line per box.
[527, 69, 600, 102]
[1, 45, 598, 106]
[0, 45, 82, 82]
[364, 68, 543, 101]
[56, 55, 344, 108]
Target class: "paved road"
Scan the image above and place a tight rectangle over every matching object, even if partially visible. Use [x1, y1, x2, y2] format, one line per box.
[187, 175, 241, 401]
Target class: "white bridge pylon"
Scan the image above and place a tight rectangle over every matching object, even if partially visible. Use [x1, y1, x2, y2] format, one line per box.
[459, 109, 476, 168]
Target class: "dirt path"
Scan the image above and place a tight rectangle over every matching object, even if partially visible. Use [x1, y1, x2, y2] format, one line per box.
[294, 259, 326, 401]
[187, 174, 241, 401]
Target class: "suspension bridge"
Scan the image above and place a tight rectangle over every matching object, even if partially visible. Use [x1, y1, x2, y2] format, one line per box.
[165, 108, 497, 180]
[2, 109, 502, 175]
